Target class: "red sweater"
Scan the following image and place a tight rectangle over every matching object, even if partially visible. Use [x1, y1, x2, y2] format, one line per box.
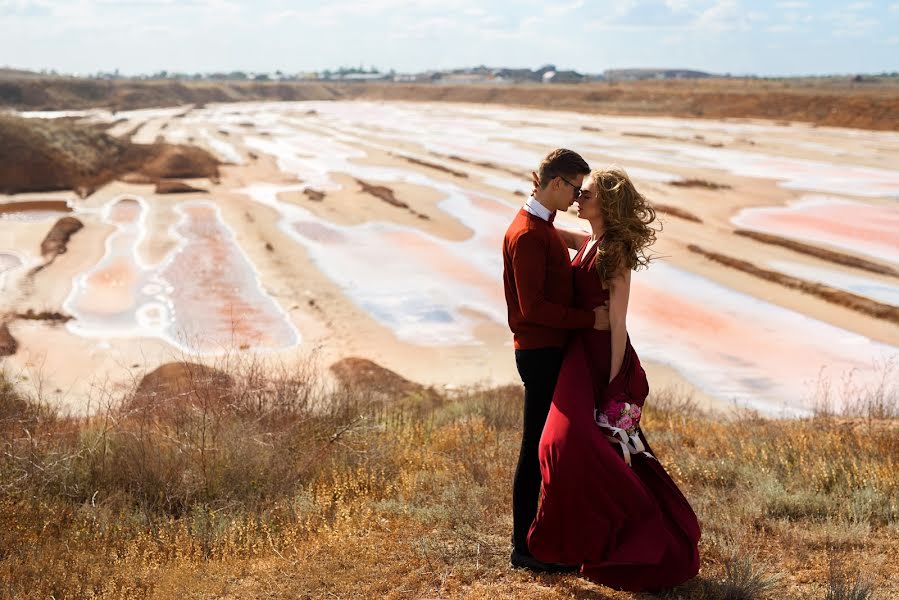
[503, 208, 595, 349]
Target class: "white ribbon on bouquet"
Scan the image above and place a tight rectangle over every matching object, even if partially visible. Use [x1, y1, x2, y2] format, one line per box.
[594, 408, 656, 467]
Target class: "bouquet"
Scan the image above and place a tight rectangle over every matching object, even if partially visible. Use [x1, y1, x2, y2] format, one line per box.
[595, 394, 642, 436]
[593, 336, 653, 466]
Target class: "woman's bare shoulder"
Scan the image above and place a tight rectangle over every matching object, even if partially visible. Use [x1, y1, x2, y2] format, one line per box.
[601, 267, 631, 291]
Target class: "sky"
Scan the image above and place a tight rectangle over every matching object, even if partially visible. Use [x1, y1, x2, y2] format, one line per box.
[1, 0, 898, 76]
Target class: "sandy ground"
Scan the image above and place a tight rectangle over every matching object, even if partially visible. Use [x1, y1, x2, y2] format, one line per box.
[1, 100, 897, 415]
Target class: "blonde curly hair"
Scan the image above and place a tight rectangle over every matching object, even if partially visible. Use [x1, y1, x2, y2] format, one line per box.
[592, 168, 660, 282]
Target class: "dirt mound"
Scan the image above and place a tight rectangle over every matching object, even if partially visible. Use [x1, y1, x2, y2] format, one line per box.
[303, 189, 326, 201]
[688, 244, 899, 324]
[395, 154, 468, 178]
[39, 216, 83, 259]
[653, 203, 704, 223]
[329, 357, 426, 396]
[734, 230, 899, 278]
[0, 114, 219, 196]
[2, 77, 898, 130]
[0, 311, 70, 358]
[0, 78, 342, 111]
[140, 145, 219, 181]
[670, 179, 731, 190]
[12, 310, 71, 323]
[127, 362, 235, 413]
[346, 80, 899, 132]
[355, 178, 429, 219]
[0, 322, 18, 357]
[437, 152, 526, 178]
[623, 131, 666, 139]
[0, 114, 129, 195]
[0, 199, 71, 217]
[155, 180, 208, 194]
[355, 179, 408, 209]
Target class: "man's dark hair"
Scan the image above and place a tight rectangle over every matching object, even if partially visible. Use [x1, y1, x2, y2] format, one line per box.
[537, 148, 590, 189]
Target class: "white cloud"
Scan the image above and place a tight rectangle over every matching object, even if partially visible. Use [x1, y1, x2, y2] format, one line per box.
[0, 0, 51, 15]
[821, 5, 880, 37]
[544, 0, 584, 16]
[696, 0, 752, 31]
[663, 0, 695, 11]
[4, 0, 897, 76]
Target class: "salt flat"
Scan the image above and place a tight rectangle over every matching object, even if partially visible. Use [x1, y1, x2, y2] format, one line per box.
[1, 100, 897, 415]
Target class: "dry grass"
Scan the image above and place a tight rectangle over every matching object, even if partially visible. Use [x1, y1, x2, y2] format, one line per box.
[0, 356, 896, 599]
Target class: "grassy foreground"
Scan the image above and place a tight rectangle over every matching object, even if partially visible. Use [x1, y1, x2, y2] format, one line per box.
[0, 357, 896, 599]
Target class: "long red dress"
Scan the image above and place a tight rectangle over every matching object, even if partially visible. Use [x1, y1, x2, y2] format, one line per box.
[527, 238, 701, 592]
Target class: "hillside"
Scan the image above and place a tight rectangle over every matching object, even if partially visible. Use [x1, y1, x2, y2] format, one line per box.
[2, 76, 898, 131]
[0, 77, 343, 112]
[0, 113, 219, 195]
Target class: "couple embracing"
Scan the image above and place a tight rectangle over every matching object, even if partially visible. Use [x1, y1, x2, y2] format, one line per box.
[502, 149, 701, 592]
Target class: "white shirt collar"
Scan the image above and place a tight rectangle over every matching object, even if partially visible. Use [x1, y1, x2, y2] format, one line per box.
[524, 195, 554, 222]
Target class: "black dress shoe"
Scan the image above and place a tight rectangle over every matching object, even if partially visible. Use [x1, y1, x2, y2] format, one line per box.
[510, 549, 579, 573]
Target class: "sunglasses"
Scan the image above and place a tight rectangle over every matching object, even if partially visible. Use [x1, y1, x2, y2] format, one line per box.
[558, 175, 582, 199]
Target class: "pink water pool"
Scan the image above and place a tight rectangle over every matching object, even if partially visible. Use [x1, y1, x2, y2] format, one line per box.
[732, 196, 899, 264]
[64, 197, 299, 354]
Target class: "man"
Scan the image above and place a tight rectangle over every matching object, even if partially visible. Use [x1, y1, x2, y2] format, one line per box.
[502, 148, 610, 571]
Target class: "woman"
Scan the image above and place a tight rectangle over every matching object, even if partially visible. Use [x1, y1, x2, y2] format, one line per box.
[527, 168, 701, 592]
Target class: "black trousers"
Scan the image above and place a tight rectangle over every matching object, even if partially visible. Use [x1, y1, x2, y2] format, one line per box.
[512, 346, 564, 554]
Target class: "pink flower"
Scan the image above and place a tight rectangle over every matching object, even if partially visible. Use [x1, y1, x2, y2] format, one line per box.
[605, 400, 626, 421]
[598, 395, 643, 434]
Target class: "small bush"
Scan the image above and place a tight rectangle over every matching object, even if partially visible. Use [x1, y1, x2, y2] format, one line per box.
[0, 359, 896, 598]
[823, 560, 877, 600]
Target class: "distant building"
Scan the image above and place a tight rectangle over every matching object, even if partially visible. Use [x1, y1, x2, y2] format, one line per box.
[332, 72, 391, 81]
[492, 68, 542, 82]
[542, 70, 585, 84]
[435, 72, 496, 84]
[603, 68, 712, 81]
[394, 72, 441, 83]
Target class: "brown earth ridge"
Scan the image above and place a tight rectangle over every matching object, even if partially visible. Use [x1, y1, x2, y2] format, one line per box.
[0, 114, 219, 195]
[1, 77, 898, 131]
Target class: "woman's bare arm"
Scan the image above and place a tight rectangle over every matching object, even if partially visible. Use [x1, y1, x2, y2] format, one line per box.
[608, 269, 632, 382]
